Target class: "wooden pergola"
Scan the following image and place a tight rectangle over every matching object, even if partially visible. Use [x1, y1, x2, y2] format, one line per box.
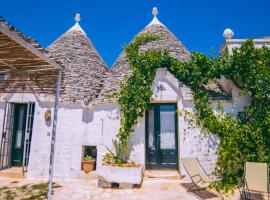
[0, 18, 61, 73]
[0, 17, 62, 200]
[0, 17, 62, 96]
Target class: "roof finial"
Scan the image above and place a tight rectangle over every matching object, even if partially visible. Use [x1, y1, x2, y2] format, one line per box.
[152, 7, 158, 17]
[75, 13, 81, 23]
[223, 28, 234, 39]
[146, 7, 165, 28]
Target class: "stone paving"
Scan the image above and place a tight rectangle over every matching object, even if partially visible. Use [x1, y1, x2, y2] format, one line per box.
[0, 176, 240, 200]
[53, 178, 200, 200]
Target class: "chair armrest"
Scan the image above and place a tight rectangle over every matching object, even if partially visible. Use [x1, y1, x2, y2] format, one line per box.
[191, 174, 201, 179]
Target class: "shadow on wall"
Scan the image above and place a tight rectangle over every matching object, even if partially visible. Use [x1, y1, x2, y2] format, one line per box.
[207, 134, 219, 152]
[82, 109, 94, 123]
[82, 104, 120, 124]
[128, 116, 146, 164]
[0, 102, 5, 110]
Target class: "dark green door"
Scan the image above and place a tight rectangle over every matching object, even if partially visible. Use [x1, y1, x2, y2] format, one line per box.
[11, 104, 27, 166]
[146, 104, 178, 169]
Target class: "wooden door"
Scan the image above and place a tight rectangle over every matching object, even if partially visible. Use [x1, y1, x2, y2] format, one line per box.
[146, 104, 178, 169]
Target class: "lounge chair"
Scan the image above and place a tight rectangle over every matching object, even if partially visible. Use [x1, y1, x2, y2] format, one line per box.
[239, 162, 269, 200]
[181, 157, 224, 199]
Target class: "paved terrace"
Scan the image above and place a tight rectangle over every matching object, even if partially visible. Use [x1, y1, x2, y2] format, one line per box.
[0, 172, 241, 200]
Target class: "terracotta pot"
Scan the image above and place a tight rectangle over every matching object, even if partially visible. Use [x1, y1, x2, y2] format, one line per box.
[82, 160, 95, 172]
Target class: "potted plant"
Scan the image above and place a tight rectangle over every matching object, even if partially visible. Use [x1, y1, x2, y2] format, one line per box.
[82, 155, 95, 173]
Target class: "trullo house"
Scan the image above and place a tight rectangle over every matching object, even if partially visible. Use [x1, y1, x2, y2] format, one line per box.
[0, 8, 269, 179]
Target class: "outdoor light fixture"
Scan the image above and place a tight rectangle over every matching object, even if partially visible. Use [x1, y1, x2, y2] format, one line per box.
[45, 109, 52, 122]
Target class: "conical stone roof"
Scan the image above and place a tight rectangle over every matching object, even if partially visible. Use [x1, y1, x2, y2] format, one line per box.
[47, 14, 108, 103]
[99, 8, 231, 101]
[99, 8, 190, 100]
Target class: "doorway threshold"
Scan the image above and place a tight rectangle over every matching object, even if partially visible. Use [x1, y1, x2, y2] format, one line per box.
[0, 167, 25, 179]
[144, 170, 183, 180]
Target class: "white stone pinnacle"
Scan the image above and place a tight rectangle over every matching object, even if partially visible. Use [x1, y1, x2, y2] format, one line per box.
[152, 7, 158, 17]
[68, 13, 86, 35]
[146, 7, 165, 28]
[75, 13, 81, 23]
[223, 28, 234, 39]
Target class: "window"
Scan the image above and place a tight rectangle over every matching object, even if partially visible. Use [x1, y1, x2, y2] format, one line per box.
[82, 146, 97, 170]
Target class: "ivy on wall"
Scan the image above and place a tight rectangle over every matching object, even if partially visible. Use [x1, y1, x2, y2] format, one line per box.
[115, 34, 270, 190]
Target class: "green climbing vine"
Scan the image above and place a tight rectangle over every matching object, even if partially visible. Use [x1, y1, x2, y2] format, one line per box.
[115, 34, 270, 191]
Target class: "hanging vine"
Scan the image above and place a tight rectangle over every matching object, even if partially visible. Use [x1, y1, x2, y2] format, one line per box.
[115, 34, 270, 191]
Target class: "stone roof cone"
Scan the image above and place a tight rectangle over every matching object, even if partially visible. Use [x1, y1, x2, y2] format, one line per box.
[47, 14, 108, 103]
[100, 7, 190, 99]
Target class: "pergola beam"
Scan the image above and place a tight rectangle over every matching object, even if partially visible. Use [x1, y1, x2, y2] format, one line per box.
[0, 65, 56, 74]
[0, 60, 17, 70]
[0, 22, 61, 71]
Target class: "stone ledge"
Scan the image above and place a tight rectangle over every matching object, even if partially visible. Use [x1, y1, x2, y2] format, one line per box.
[97, 165, 143, 187]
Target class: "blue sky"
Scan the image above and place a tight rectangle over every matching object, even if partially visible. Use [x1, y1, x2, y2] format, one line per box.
[1, 0, 270, 67]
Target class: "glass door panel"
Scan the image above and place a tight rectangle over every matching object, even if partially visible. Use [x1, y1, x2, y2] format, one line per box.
[148, 107, 155, 149]
[146, 106, 158, 168]
[146, 104, 178, 170]
[160, 105, 176, 150]
[12, 104, 27, 166]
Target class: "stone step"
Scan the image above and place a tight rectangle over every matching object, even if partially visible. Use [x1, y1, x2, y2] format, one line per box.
[77, 170, 97, 179]
[98, 178, 141, 189]
[0, 167, 26, 179]
[144, 170, 183, 180]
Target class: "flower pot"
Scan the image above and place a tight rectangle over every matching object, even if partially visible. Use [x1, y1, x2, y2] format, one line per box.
[82, 160, 95, 173]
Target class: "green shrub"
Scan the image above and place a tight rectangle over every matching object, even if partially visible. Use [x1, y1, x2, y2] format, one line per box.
[112, 34, 270, 191]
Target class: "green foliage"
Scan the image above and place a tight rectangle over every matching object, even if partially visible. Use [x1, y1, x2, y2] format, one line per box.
[116, 34, 162, 144]
[83, 155, 95, 161]
[0, 182, 61, 200]
[103, 139, 136, 167]
[115, 34, 270, 191]
[111, 139, 132, 162]
[102, 152, 124, 167]
[104, 139, 132, 163]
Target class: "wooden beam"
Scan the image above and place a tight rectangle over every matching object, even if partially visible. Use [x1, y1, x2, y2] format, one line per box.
[0, 65, 56, 74]
[20, 67, 56, 73]
[0, 22, 62, 72]
[0, 60, 17, 69]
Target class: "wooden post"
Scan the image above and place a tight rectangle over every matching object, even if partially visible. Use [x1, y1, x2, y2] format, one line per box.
[47, 69, 62, 200]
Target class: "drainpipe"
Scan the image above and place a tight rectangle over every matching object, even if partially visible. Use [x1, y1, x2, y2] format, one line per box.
[47, 69, 62, 200]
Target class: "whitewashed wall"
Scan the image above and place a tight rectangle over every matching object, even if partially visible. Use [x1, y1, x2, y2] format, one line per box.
[0, 93, 121, 179]
[129, 68, 250, 176]
[0, 94, 54, 178]
[52, 103, 120, 179]
[0, 68, 250, 179]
